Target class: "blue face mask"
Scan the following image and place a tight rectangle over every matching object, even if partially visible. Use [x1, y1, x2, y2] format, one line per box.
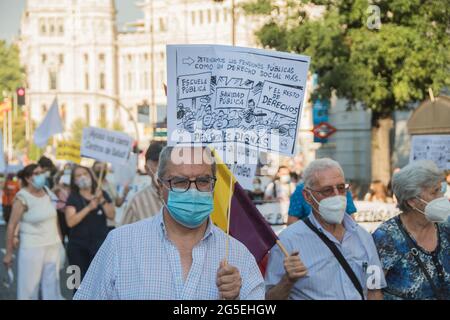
[165, 188, 214, 229]
[441, 181, 448, 194]
[32, 174, 46, 189]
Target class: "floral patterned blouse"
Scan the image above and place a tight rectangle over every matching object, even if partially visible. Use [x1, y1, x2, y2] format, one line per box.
[373, 215, 449, 300]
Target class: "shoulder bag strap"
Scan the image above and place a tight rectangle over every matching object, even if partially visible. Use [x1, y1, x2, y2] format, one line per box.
[304, 218, 365, 300]
[394, 216, 444, 300]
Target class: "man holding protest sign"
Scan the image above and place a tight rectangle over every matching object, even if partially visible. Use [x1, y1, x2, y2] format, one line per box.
[74, 146, 264, 300]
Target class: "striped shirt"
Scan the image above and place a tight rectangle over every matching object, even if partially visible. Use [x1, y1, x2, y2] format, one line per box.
[120, 184, 162, 226]
[266, 213, 386, 300]
[74, 210, 265, 300]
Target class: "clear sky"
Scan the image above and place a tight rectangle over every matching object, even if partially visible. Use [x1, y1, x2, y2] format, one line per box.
[0, 0, 144, 43]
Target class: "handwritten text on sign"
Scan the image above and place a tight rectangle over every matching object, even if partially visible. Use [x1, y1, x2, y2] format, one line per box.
[409, 134, 450, 170]
[178, 72, 211, 100]
[56, 140, 81, 164]
[225, 163, 257, 190]
[167, 44, 311, 156]
[81, 127, 133, 166]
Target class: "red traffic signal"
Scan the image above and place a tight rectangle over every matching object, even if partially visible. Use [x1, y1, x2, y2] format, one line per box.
[16, 87, 26, 106]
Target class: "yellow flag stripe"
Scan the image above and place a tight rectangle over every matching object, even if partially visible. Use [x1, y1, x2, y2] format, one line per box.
[211, 150, 236, 232]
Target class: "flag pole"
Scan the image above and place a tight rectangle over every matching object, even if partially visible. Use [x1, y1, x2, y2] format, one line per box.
[225, 161, 236, 263]
[96, 163, 106, 195]
[276, 240, 290, 257]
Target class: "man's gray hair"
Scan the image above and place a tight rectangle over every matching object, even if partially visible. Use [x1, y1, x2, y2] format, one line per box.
[303, 158, 344, 189]
[392, 160, 443, 212]
[157, 146, 216, 179]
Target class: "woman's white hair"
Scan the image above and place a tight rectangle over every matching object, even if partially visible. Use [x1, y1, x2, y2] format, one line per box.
[392, 160, 443, 212]
[303, 158, 344, 189]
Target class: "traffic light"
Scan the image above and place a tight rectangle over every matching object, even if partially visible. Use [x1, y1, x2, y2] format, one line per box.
[16, 87, 26, 106]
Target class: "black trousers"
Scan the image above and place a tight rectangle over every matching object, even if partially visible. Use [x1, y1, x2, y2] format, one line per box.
[2, 205, 12, 224]
[67, 237, 106, 296]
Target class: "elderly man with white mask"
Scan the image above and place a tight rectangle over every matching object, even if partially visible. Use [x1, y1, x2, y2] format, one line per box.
[265, 158, 386, 300]
[74, 146, 265, 300]
[373, 160, 450, 300]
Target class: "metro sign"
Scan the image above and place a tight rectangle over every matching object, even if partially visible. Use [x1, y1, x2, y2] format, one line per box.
[312, 122, 337, 139]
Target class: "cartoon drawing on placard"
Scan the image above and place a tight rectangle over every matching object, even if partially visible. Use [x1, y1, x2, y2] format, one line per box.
[175, 75, 303, 141]
[167, 45, 311, 155]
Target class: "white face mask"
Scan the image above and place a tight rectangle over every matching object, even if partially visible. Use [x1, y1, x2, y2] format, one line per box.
[310, 191, 347, 224]
[279, 175, 291, 184]
[415, 197, 450, 223]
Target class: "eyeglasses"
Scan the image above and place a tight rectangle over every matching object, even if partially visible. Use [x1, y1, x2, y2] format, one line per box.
[307, 183, 350, 197]
[162, 176, 217, 193]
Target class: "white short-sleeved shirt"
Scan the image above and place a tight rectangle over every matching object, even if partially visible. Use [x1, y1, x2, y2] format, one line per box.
[16, 188, 60, 248]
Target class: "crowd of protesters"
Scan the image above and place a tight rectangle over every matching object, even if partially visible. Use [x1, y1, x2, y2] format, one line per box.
[1, 146, 449, 300]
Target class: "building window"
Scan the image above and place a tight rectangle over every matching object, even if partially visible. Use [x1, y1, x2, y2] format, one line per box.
[84, 104, 90, 125]
[60, 104, 66, 124]
[49, 23, 55, 36]
[58, 20, 64, 36]
[127, 72, 132, 91]
[143, 72, 149, 90]
[49, 71, 57, 90]
[84, 53, 89, 65]
[40, 19, 46, 35]
[41, 104, 47, 116]
[99, 104, 107, 125]
[99, 72, 105, 90]
[85, 73, 89, 90]
[99, 53, 105, 63]
[159, 17, 166, 32]
[42, 54, 47, 63]
[114, 105, 120, 121]
[207, 9, 212, 24]
[216, 9, 220, 23]
[191, 11, 196, 25]
[59, 54, 64, 64]
[199, 10, 204, 24]
[127, 54, 132, 63]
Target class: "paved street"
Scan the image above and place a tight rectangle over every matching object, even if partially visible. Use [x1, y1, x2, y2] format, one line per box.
[0, 224, 72, 300]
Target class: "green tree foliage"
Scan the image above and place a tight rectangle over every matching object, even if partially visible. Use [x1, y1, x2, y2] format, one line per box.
[0, 41, 23, 101]
[69, 117, 125, 144]
[70, 118, 88, 144]
[243, 0, 450, 117]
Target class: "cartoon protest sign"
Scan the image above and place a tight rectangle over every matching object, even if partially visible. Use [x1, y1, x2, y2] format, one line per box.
[167, 45, 310, 156]
[409, 134, 450, 170]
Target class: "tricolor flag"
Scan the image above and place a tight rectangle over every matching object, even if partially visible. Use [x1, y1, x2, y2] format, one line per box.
[211, 154, 278, 274]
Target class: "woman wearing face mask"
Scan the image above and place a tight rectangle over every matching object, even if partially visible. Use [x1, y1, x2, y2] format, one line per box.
[264, 166, 296, 223]
[2, 164, 63, 300]
[65, 165, 115, 293]
[373, 160, 450, 300]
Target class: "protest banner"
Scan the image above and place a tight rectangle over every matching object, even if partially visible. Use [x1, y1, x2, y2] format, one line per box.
[255, 201, 284, 225]
[56, 140, 81, 164]
[353, 201, 400, 222]
[113, 153, 138, 187]
[167, 44, 310, 157]
[137, 102, 150, 124]
[409, 134, 450, 170]
[80, 127, 133, 166]
[225, 163, 257, 190]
